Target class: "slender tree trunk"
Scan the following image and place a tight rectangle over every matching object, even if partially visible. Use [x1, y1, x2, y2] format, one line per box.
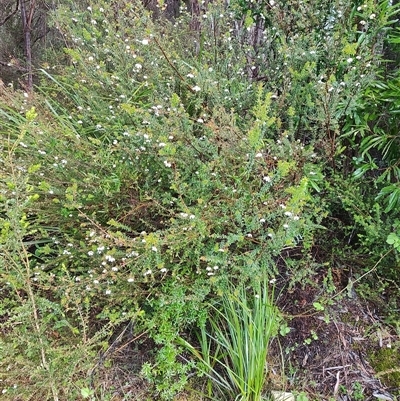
[20, 0, 35, 91]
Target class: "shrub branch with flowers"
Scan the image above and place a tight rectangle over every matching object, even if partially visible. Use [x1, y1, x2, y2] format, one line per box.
[0, 0, 399, 399]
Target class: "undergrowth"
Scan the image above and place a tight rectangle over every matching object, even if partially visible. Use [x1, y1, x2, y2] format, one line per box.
[0, 0, 399, 399]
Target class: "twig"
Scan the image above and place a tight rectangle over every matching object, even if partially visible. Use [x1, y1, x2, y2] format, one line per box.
[152, 36, 195, 93]
[333, 371, 341, 397]
[332, 249, 393, 301]
[324, 365, 351, 371]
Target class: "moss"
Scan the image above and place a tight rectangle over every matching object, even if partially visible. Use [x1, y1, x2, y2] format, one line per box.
[369, 343, 400, 389]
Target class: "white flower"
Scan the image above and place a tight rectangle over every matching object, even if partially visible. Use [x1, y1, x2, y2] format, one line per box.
[88, 251, 94, 256]
[127, 278, 134, 282]
[151, 246, 157, 252]
[186, 73, 195, 78]
[255, 152, 263, 158]
[135, 63, 142, 70]
[192, 85, 201, 92]
[369, 13, 376, 19]
[158, 142, 166, 147]
[105, 289, 111, 295]
[160, 268, 167, 273]
[105, 255, 115, 262]
[141, 38, 149, 45]
[263, 176, 271, 182]
[283, 224, 289, 229]
[347, 58, 353, 63]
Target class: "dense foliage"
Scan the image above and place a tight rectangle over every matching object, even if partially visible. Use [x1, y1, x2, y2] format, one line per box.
[0, 0, 399, 400]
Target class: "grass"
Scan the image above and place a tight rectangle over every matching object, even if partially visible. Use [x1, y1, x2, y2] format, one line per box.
[179, 279, 280, 401]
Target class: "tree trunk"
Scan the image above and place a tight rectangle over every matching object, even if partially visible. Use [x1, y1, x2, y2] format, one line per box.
[20, 0, 35, 91]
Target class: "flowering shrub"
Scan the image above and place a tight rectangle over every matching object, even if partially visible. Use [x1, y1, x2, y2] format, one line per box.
[0, 0, 398, 399]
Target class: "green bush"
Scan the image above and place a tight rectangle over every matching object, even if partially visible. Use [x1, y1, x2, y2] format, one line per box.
[1, 0, 398, 399]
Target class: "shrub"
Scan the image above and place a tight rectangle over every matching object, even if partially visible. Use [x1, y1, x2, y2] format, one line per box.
[1, 0, 398, 399]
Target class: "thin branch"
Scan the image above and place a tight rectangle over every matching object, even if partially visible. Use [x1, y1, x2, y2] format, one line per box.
[152, 36, 195, 93]
[27, 0, 37, 27]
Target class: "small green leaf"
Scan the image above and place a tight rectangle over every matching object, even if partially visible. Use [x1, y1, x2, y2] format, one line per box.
[279, 323, 290, 336]
[386, 233, 397, 245]
[313, 302, 324, 311]
[26, 107, 38, 121]
[80, 387, 94, 398]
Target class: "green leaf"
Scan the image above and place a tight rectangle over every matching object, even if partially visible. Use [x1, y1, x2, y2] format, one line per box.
[80, 387, 94, 398]
[26, 107, 38, 121]
[279, 323, 291, 336]
[313, 302, 325, 311]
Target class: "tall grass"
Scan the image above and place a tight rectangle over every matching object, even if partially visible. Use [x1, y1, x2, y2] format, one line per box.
[180, 279, 280, 401]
